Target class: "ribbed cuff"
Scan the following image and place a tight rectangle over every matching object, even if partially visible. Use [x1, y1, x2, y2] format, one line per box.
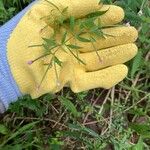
[0, 0, 37, 111]
[0, 100, 6, 114]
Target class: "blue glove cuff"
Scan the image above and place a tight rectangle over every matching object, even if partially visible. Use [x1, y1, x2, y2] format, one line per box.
[0, 1, 36, 111]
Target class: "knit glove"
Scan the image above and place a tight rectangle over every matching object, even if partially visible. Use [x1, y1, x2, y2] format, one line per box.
[0, 0, 138, 113]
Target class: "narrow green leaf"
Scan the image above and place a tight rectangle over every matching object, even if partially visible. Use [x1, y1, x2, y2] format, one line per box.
[68, 124, 100, 138]
[85, 9, 109, 18]
[0, 124, 8, 135]
[44, 0, 60, 12]
[62, 6, 68, 14]
[76, 35, 91, 43]
[70, 16, 75, 32]
[59, 96, 80, 117]
[131, 50, 143, 78]
[82, 126, 100, 138]
[62, 131, 83, 140]
[66, 44, 82, 49]
[80, 18, 96, 29]
[54, 56, 62, 67]
[0, 121, 39, 148]
[42, 37, 57, 47]
[61, 31, 68, 44]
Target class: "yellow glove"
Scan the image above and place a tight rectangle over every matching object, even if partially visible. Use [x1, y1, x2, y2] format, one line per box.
[7, 0, 138, 99]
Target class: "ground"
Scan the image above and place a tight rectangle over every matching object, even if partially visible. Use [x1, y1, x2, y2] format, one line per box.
[0, 0, 150, 149]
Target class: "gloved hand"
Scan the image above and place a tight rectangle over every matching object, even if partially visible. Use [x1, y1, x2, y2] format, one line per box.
[0, 0, 138, 113]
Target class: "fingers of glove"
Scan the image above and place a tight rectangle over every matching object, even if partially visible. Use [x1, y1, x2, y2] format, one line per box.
[32, 0, 101, 22]
[95, 5, 125, 26]
[80, 43, 138, 71]
[62, 0, 102, 18]
[76, 26, 138, 53]
[70, 64, 128, 93]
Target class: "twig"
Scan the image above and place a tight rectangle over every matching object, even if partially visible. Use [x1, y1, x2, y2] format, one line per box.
[50, 104, 59, 114]
[83, 121, 99, 125]
[124, 93, 150, 112]
[109, 87, 115, 130]
[83, 90, 104, 125]
[52, 110, 66, 128]
[98, 89, 111, 115]
[145, 51, 150, 61]
[125, 73, 141, 104]
[15, 116, 67, 128]
[101, 87, 115, 135]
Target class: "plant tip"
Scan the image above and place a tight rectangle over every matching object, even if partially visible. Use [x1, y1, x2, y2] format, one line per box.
[27, 60, 33, 65]
[125, 22, 130, 27]
[56, 80, 61, 87]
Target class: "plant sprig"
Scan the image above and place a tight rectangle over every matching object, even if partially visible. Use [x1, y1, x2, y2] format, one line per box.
[28, 0, 110, 89]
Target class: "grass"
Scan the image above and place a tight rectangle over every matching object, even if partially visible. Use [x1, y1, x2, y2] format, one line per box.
[0, 0, 150, 149]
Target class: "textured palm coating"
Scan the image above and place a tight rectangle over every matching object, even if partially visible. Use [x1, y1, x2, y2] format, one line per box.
[7, 0, 138, 98]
